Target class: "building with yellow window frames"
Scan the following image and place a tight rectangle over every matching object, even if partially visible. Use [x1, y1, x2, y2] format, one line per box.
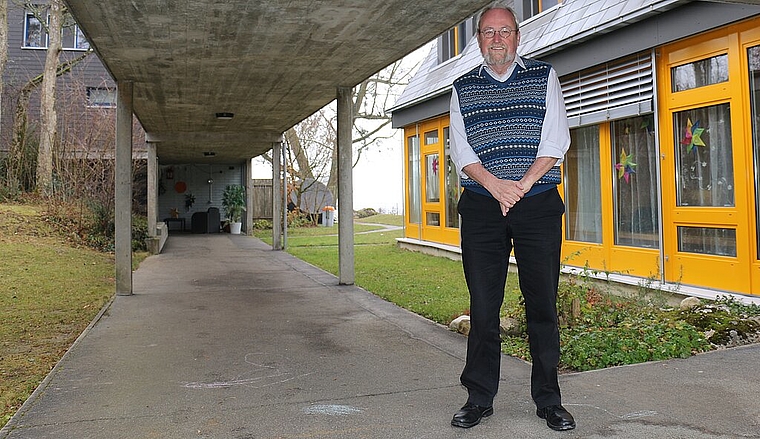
[390, 0, 760, 301]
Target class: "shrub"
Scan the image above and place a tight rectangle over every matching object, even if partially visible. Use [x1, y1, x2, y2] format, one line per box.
[0, 182, 21, 202]
[44, 200, 149, 253]
[355, 207, 378, 218]
[499, 269, 743, 372]
[288, 210, 313, 228]
[131, 214, 148, 252]
[252, 219, 273, 229]
[83, 200, 115, 252]
[559, 320, 709, 371]
[668, 302, 760, 346]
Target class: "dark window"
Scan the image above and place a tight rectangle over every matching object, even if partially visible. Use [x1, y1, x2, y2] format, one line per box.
[24, 10, 45, 48]
[87, 87, 117, 108]
[522, 0, 560, 20]
[23, 6, 89, 50]
[437, 18, 475, 64]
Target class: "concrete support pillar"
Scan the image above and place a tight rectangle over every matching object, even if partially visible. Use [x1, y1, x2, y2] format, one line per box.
[272, 141, 282, 250]
[147, 143, 157, 237]
[115, 81, 133, 296]
[337, 86, 354, 285]
[245, 159, 253, 235]
[281, 139, 288, 250]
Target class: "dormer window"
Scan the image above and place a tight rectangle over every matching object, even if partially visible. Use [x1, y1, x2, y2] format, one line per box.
[521, 0, 561, 20]
[438, 17, 476, 64]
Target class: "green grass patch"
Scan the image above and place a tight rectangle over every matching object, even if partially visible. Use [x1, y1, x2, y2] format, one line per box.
[291, 243, 487, 324]
[0, 204, 117, 427]
[356, 213, 404, 227]
[284, 228, 404, 248]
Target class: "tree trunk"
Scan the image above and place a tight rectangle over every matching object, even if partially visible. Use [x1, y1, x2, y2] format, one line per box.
[327, 136, 338, 200]
[285, 127, 315, 181]
[37, 0, 64, 195]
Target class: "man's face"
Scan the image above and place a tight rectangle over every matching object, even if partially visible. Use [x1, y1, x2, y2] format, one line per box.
[477, 8, 520, 69]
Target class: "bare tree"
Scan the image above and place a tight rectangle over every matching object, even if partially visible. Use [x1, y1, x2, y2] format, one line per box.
[283, 109, 336, 223]
[37, 0, 64, 195]
[280, 52, 423, 212]
[3, 1, 91, 193]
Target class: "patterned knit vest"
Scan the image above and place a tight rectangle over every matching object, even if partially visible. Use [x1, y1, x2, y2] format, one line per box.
[453, 59, 561, 191]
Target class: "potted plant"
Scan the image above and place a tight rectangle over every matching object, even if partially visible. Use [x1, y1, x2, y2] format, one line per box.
[222, 184, 246, 234]
[184, 192, 195, 211]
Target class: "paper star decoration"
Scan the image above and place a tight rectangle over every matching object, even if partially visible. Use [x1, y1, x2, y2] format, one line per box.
[680, 118, 706, 153]
[615, 148, 637, 183]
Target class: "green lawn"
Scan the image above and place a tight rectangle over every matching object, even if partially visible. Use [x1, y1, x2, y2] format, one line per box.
[0, 204, 115, 427]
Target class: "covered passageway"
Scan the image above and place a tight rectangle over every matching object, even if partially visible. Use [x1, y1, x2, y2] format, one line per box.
[62, 0, 492, 294]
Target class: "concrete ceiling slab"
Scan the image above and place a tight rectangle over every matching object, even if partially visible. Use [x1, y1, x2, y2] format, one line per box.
[63, 0, 491, 163]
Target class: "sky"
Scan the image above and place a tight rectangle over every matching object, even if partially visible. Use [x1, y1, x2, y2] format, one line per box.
[351, 134, 404, 213]
[250, 132, 404, 214]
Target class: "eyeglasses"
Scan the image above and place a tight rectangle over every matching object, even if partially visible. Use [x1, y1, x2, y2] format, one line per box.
[479, 27, 515, 39]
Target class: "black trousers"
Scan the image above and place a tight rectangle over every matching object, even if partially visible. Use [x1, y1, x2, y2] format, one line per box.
[458, 187, 564, 409]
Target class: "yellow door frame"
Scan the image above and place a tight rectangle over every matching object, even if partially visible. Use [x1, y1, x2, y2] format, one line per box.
[658, 20, 756, 294]
[403, 125, 422, 240]
[739, 24, 760, 294]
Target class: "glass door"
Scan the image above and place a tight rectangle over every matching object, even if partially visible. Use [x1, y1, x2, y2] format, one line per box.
[743, 25, 760, 294]
[659, 33, 752, 293]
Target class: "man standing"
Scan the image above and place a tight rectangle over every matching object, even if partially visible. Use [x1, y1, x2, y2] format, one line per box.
[449, 3, 575, 432]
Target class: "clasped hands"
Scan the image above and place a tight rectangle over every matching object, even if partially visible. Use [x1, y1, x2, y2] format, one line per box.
[487, 179, 527, 216]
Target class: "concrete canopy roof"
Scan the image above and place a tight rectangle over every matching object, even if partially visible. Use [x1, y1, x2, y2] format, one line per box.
[63, 0, 490, 164]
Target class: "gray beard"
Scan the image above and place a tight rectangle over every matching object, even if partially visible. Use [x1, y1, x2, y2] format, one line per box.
[485, 51, 515, 67]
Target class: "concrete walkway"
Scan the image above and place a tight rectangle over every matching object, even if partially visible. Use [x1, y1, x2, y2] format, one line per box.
[2, 234, 760, 438]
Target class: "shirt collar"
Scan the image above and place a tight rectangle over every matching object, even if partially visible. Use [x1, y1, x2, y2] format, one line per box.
[479, 55, 525, 81]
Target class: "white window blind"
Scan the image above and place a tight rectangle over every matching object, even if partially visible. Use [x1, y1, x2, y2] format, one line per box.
[561, 51, 654, 128]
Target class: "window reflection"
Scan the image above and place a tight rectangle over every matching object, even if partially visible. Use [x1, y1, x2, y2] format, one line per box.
[565, 125, 602, 243]
[678, 226, 736, 257]
[612, 115, 659, 248]
[408, 135, 421, 224]
[424, 130, 438, 145]
[671, 54, 728, 92]
[443, 127, 460, 229]
[426, 212, 440, 227]
[750, 45, 760, 259]
[426, 153, 440, 203]
[674, 104, 734, 207]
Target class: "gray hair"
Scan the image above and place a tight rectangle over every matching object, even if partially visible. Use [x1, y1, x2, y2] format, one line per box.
[477, 2, 520, 32]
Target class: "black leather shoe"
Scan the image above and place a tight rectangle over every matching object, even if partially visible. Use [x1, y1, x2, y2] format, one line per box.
[536, 405, 576, 431]
[451, 402, 493, 428]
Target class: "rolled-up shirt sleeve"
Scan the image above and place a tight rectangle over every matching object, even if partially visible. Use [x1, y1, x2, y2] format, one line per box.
[538, 67, 571, 165]
[449, 87, 480, 178]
